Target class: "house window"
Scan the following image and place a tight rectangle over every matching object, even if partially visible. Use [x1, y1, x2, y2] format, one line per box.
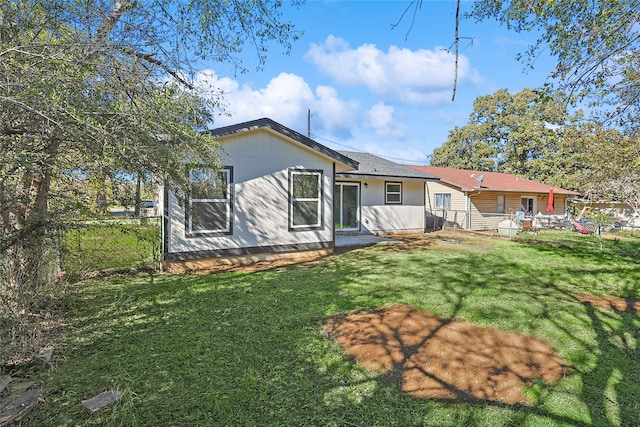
[435, 193, 451, 209]
[187, 166, 232, 235]
[385, 182, 402, 204]
[520, 197, 534, 214]
[290, 169, 322, 229]
[497, 195, 506, 214]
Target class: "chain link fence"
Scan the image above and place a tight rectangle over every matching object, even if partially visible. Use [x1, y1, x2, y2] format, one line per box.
[60, 216, 162, 280]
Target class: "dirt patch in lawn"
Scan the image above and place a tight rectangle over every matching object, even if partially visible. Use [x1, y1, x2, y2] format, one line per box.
[325, 304, 572, 406]
[575, 294, 640, 313]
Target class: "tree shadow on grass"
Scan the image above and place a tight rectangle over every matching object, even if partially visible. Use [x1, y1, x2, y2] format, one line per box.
[508, 236, 640, 425]
[27, 232, 640, 426]
[329, 232, 640, 425]
[325, 304, 573, 405]
[577, 288, 640, 427]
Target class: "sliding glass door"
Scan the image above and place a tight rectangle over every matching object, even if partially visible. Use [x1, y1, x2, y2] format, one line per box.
[334, 183, 360, 230]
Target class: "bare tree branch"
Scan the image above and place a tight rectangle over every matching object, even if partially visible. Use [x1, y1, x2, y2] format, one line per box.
[94, 0, 138, 44]
[393, 0, 471, 101]
[115, 46, 194, 90]
[391, 0, 422, 40]
[452, 0, 460, 101]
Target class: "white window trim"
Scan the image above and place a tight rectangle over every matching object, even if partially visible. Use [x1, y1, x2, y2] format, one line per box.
[290, 169, 323, 230]
[188, 167, 232, 235]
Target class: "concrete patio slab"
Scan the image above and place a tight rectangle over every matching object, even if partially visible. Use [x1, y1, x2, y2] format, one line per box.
[335, 234, 404, 247]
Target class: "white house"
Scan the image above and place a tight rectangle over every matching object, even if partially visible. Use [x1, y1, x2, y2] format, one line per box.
[159, 119, 440, 272]
[336, 152, 438, 235]
[160, 118, 358, 272]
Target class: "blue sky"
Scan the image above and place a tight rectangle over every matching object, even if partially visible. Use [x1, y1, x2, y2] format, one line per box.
[192, 0, 556, 165]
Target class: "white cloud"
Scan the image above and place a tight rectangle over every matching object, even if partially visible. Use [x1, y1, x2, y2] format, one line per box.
[188, 46, 460, 159]
[305, 35, 483, 105]
[363, 102, 407, 139]
[192, 71, 315, 128]
[191, 69, 360, 137]
[191, 69, 238, 95]
[224, 72, 315, 124]
[312, 85, 359, 138]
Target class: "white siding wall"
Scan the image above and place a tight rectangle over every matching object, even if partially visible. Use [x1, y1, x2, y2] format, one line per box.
[340, 179, 426, 234]
[166, 130, 336, 255]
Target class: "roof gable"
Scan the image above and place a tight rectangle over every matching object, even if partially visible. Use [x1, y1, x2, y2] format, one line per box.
[409, 165, 579, 195]
[208, 118, 358, 169]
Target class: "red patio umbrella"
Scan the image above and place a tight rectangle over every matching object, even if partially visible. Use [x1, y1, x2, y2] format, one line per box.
[546, 189, 554, 213]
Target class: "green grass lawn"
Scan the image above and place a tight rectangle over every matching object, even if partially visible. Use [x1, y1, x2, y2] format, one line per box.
[19, 230, 640, 426]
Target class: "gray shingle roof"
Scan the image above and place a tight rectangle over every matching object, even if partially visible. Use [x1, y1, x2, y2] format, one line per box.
[337, 151, 438, 180]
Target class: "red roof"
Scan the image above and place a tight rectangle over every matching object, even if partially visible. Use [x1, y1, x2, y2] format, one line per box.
[408, 165, 579, 195]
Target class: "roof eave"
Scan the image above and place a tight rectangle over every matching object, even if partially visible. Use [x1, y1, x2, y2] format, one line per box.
[337, 172, 439, 181]
[209, 118, 359, 170]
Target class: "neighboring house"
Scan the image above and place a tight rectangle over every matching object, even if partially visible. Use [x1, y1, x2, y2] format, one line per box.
[336, 152, 439, 235]
[160, 118, 358, 273]
[569, 198, 640, 229]
[408, 165, 580, 231]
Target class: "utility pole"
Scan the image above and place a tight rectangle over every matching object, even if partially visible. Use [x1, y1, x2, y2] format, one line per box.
[307, 109, 311, 138]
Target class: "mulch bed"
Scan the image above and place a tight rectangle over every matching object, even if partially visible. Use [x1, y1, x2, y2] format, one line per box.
[325, 304, 573, 406]
[575, 294, 640, 313]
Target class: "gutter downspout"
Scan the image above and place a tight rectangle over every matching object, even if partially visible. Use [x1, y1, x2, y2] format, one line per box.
[465, 192, 471, 230]
[465, 187, 484, 230]
[425, 181, 434, 231]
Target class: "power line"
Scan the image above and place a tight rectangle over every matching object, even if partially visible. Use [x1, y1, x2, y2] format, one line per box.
[312, 133, 430, 165]
[312, 134, 362, 152]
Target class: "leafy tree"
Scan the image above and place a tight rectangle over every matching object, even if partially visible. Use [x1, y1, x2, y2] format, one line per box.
[563, 124, 640, 215]
[430, 88, 581, 186]
[468, 0, 640, 121]
[431, 86, 640, 215]
[1, 0, 302, 343]
[464, 2, 640, 216]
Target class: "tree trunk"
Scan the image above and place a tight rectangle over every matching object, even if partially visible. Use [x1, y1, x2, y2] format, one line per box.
[134, 173, 141, 217]
[95, 170, 109, 215]
[3, 135, 61, 307]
